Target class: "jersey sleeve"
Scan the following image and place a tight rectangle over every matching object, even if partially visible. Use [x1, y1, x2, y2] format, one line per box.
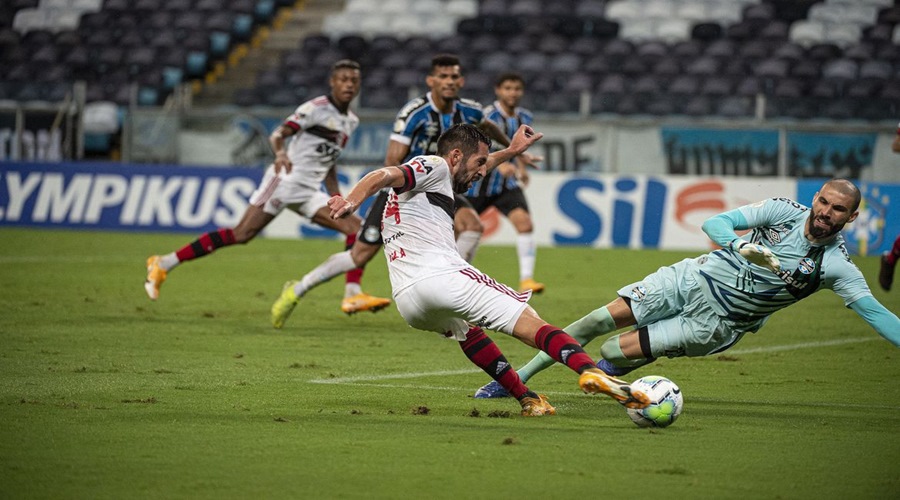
[284, 100, 318, 131]
[389, 98, 425, 145]
[393, 155, 447, 195]
[738, 197, 808, 228]
[824, 250, 873, 306]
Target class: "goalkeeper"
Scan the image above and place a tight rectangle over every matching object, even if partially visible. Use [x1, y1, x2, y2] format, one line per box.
[475, 178, 900, 398]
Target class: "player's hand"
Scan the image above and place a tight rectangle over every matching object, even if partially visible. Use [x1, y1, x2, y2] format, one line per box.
[328, 195, 355, 219]
[518, 151, 543, 170]
[509, 125, 543, 156]
[273, 151, 292, 174]
[737, 241, 781, 272]
[497, 162, 517, 177]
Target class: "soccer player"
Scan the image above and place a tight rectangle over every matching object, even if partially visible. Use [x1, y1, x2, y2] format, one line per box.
[144, 60, 390, 314]
[269, 54, 538, 326]
[878, 121, 900, 291]
[325, 123, 651, 416]
[475, 178, 900, 398]
[465, 72, 544, 293]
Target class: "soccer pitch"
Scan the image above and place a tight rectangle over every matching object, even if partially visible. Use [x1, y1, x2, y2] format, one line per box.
[1, 228, 898, 499]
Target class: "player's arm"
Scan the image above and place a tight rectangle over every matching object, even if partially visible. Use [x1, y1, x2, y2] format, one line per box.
[269, 124, 298, 174]
[702, 209, 780, 271]
[486, 125, 543, 171]
[478, 119, 542, 169]
[848, 296, 900, 347]
[701, 209, 751, 248]
[323, 165, 340, 196]
[384, 139, 410, 167]
[329, 166, 406, 219]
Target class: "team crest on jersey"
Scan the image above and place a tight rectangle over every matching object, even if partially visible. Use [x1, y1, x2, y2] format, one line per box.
[364, 226, 380, 242]
[797, 257, 816, 275]
[630, 286, 647, 302]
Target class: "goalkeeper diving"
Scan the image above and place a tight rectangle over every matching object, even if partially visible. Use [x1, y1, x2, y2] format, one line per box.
[475, 178, 900, 398]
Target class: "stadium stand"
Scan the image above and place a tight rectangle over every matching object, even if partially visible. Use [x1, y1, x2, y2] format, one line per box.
[0, 0, 898, 123]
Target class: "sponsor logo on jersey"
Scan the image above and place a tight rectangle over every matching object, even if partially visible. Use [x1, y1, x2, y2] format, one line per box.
[630, 285, 647, 302]
[797, 257, 816, 275]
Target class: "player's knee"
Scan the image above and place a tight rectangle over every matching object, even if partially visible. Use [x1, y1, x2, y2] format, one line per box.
[600, 336, 628, 365]
[232, 228, 257, 244]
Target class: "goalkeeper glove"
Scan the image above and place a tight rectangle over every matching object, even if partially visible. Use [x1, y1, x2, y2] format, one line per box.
[732, 240, 781, 273]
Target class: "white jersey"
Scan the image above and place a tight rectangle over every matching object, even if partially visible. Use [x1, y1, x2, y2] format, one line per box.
[282, 95, 359, 190]
[381, 155, 469, 293]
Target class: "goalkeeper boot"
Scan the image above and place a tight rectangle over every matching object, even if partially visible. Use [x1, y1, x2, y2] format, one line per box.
[879, 254, 895, 291]
[144, 255, 167, 301]
[519, 394, 556, 417]
[341, 293, 391, 315]
[518, 278, 545, 294]
[474, 380, 510, 399]
[579, 368, 650, 409]
[596, 358, 636, 377]
[271, 281, 300, 329]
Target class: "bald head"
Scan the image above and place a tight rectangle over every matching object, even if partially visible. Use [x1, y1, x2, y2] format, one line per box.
[822, 179, 861, 212]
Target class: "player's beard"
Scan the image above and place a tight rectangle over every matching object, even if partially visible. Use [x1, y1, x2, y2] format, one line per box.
[452, 157, 477, 193]
[807, 213, 843, 239]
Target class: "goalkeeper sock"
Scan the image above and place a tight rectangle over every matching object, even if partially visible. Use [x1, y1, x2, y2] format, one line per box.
[459, 327, 529, 399]
[517, 306, 618, 382]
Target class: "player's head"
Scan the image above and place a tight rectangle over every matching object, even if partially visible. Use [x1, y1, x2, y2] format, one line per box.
[329, 59, 362, 107]
[438, 124, 491, 193]
[494, 72, 525, 108]
[427, 54, 464, 102]
[807, 178, 860, 241]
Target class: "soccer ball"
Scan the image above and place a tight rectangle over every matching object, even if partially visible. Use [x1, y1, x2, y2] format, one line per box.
[626, 375, 683, 428]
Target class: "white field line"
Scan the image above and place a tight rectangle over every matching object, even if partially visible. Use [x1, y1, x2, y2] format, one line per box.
[309, 337, 878, 386]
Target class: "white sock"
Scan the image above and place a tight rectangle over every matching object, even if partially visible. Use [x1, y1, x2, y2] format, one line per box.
[344, 282, 362, 298]
[516, 232, 536, 281]
[160, 252, 180, 271]
[456, 230, 481, 263]
[295, 250, 356, 297]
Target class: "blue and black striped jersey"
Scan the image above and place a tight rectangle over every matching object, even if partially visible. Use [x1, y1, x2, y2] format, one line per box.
[390, 93, 485, 163]
[465, 101, 533, 197]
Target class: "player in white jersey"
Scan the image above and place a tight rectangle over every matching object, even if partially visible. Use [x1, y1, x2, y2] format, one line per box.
[475, 179, 900, 398]
[144, 60, 390, 314]
[878, 121, 900, 291]
[324, 123, 652, 416]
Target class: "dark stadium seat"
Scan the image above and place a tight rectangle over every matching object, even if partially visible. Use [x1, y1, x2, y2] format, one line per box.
[682, 96, 713, 116]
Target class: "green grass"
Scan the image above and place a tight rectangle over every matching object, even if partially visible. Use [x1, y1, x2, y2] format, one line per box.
[1, 227, 898, 499]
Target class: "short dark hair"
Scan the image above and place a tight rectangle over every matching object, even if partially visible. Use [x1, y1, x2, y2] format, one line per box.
[495, 72, 524, 88]
[430, 54, 462, 74]
[331, 59, 361, 73]
[437, 124, 490, 156]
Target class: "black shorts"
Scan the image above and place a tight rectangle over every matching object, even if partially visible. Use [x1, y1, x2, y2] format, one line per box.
[466, 186, 529, 216]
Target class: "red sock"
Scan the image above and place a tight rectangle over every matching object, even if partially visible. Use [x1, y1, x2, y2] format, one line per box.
[459, 327, 530, 400]
[534, 324, 596, 374]
[174, 228, 236, 262]
[344, 233, 363, 285]
[888, 235, 900, 266]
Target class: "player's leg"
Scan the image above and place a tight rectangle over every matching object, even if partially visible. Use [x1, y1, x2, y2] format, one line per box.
[458, 326, 554, 416]
[453, 195, 482, 262]
[509, 307, 650, 408]
[145, 204, 273, 300]
[474, 301, 626, 398]
[340, 190, 392, 313]
[309, 205, 369, 299]
[879, 234, 900, 291]
[494, 187, 543, 293]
